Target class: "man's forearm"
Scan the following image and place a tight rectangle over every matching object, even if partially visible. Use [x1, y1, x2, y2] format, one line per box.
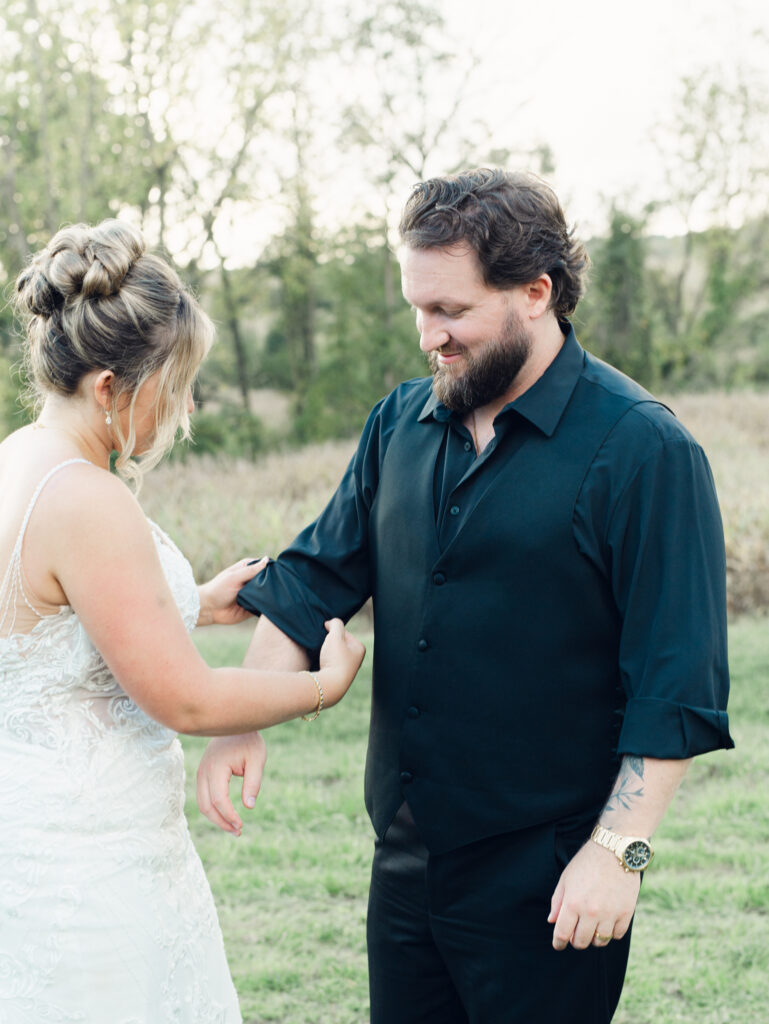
[549, 754, 692, 949]
[598, 755, 692, 837]
[242, 614, 311, 672]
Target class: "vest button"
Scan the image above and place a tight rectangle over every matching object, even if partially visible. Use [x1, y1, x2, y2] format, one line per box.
[400, 771, 414, 785]
[407, 705, 420, 719]
[433, 572, 446, 586]
[449, 505, 460, 516]
[417, 638, 428, 651]
[464, 441, 472, 452]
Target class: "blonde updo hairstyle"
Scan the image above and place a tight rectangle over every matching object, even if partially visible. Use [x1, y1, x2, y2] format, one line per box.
[15, 220, 213, 485]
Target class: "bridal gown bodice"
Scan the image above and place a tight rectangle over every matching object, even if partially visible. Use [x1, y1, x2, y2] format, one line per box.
[0, 461, 242, 1024]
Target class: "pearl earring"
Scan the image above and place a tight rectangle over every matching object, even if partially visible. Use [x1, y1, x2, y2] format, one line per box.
[105, 410, 112, 426]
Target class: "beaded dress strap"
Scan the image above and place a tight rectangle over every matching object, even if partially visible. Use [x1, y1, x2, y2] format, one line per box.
[0, 458, 91, 636]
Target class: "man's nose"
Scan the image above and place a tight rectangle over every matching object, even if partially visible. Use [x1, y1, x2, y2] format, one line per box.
[418, 315, 450, 353]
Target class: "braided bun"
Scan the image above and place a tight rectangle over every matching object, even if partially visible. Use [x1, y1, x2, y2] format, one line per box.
[14, 219, 214, 486]
[15, 258, 63, 318]
[53, 221, 145, 299]
[16, 221, 146, 318]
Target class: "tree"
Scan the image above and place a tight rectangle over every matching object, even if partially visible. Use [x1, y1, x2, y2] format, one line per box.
[258, 77, 325, 401]
[292, 219, 425, 442]
[0, 0, 158, 323]
[0, 0, 315, 396]
[580, 209, 654, 386]
[102, 0, 307, 410]
[646, 63, 769, 385]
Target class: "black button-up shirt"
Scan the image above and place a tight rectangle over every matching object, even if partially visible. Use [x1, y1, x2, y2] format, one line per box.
[239, 325, 733, 853]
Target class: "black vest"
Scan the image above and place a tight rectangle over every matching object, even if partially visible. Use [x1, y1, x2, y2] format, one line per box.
[364, 374, 639, 854]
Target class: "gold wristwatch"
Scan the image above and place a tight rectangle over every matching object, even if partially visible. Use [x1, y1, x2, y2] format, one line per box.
[590, 824, 654, 872]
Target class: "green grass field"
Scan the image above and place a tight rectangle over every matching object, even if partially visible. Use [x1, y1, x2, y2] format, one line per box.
[187, 617, 769, 1024]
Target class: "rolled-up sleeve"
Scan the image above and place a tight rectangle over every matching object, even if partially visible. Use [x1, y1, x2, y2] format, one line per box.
[604, 434, 734, 757]
[237, 400, 385, 654]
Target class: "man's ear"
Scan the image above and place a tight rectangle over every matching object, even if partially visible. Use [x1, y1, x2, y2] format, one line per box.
[524, 274, 553, 319]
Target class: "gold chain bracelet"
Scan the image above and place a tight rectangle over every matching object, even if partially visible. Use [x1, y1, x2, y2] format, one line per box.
[302, 671, 324, 722]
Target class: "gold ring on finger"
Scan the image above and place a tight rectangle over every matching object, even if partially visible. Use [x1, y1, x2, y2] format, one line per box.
[594, 933, 613, 943]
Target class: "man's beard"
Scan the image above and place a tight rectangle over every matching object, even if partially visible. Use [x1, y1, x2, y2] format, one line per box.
[428, 309, 532, 415]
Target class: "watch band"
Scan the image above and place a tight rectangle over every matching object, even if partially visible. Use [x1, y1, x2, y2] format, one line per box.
[591, 824, 623, 854]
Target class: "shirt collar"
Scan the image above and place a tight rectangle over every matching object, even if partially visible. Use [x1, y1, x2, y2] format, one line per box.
[418, 323, 585, 437]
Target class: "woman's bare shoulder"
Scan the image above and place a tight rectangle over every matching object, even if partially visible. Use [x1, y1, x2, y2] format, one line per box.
[0, 433, 149, 549]
[0, 433, 153, 610]
[38, 457, 146, 532]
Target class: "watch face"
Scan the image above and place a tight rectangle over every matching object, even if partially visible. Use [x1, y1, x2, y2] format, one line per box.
[623, 840, 652, 871]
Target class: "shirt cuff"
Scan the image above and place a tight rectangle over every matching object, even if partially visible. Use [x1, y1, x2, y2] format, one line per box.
[617, 697, 735, 758]
[237, 569, 330, 654]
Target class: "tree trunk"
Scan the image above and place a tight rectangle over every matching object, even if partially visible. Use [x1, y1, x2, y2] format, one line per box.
[219, 264, 251, 411]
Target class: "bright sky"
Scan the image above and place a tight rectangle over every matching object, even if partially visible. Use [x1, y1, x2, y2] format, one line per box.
[439, 0, 769, 234]
[149, 0, 769, 262]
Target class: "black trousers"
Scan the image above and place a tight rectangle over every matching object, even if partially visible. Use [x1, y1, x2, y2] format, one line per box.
[367, 803, 632, 1024]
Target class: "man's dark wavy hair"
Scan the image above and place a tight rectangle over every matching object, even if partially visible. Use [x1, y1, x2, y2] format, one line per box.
[398, 168, 589, 318]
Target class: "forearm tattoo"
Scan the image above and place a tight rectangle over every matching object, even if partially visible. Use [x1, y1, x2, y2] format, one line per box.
[603, 755, 645, 818]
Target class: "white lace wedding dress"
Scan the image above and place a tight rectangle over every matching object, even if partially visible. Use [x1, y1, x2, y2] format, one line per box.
[0, 461, 242, 1023]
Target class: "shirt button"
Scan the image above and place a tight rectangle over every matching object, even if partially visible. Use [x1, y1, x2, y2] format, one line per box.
[449, 505, 460, 516]
[407, 706, 420, 719]
[417, 638, 428, 652]
[464, 441, 472, 452]
[433, 572, 446, 586]
[400, 771, 414, 785]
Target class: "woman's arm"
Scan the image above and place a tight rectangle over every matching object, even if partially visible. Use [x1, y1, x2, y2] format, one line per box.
[36, 464, 363, 735]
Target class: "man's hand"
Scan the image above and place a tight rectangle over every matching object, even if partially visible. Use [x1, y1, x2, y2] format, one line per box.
[547, 840, 641, 950]
[196, 731, 267, 836]
[548, 755, 690, 950]
[197, 616, 310, 834]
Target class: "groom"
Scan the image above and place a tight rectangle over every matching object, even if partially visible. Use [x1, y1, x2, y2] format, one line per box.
[199, 168, 733, 1022]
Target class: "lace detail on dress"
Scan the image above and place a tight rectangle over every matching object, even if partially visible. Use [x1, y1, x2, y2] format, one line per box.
[0, 458, 90, 638]
[0, 465, 241, 1023]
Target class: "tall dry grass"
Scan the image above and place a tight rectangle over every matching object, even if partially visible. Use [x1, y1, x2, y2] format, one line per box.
[141, 391, 769, 615]
[664, 392, 769, 615]
[141, 441, 358, 582]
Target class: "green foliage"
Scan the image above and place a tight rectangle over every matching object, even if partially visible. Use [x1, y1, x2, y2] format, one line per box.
[291, 224, 425, 442]
[176, 407, 266, 460]
[645, 220, 769, 389]
[579, 209, 654, 386]
[636, 63, 769, 390]
[0, 298, 17, 362]
[577, 209, 769, 392]
[0, 347, 33, 439]
[261, 209, 318, 395]
[0, 353, 22, 438]
[2, 1, 768, 452]
[197, 264, 273, 402]
[0, 2, 161, 290]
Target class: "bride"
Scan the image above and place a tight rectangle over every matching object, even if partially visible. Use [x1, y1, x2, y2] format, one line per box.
[0, 220, 364, 1023]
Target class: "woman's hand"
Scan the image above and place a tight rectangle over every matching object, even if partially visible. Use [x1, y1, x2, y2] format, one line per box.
[315, 618, 366, 708]
[197, 557, 269, 627]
